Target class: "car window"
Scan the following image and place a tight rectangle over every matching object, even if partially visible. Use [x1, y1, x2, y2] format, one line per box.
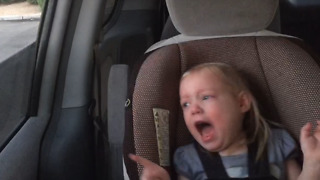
[0, 0, 43, 149]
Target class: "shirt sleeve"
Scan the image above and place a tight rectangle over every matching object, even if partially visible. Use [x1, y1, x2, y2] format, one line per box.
[281, 129, 299, 160]
[174, 146, 193, 179]
[270, 128, 299, 160]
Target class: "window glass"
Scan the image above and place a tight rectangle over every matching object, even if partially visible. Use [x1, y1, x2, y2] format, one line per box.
[0, 0, 43, 149]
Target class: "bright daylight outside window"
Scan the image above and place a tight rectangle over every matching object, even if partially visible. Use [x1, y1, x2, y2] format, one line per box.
[0, 0, 44, 149]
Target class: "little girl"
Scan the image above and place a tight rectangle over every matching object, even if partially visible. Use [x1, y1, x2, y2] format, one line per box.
[130, 62, 320, 180]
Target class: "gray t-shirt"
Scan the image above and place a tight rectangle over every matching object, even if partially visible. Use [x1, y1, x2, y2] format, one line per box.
[174, 129, 297, 180]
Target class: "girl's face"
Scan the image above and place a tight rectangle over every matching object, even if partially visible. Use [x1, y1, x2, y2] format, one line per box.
[179, 69, 251, 155]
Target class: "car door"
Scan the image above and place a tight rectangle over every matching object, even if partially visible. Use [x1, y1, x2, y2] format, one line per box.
[0, 0, 165, 179]
[0, 0, 101, 179]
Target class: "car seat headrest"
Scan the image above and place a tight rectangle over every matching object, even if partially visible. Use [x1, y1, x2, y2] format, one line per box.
[165, 0, 279, 36]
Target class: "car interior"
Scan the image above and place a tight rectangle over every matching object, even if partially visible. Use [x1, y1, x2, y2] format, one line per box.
[0, 0, 319, 180]
[121, 0, 320, 179]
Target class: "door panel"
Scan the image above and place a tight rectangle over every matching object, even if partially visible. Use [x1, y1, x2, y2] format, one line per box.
[0, 43, 36, 150]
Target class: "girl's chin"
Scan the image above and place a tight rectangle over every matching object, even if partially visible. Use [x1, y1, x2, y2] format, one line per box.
[198, 141, 222, 152]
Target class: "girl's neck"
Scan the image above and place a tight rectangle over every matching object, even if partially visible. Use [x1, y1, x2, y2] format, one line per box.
[219, 134, 248, 157]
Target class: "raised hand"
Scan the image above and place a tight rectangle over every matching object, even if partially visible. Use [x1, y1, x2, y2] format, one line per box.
[298, 121, 320, 180]
[129, 154, 170, 180]
[300, 121, 320, 162]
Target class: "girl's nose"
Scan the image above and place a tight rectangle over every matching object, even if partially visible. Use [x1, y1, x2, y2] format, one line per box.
[191, 103, 202, 115]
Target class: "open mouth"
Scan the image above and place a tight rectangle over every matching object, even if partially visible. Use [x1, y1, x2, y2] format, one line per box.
[195, 122, 211, 133]
[194, 121, 214, 142]
[195, 121, 213, 134]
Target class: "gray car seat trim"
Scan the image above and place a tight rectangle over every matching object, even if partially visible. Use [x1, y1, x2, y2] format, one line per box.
[166, 0, 279, 36]
[146, 30, 299, 53]
[108, 64, 129, 180]
[108, 65, 128, 144]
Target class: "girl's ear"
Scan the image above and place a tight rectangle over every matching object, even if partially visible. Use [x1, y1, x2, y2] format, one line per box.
[238, 91, 251, 113]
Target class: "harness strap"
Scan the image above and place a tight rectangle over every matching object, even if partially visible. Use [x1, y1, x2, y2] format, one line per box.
[194, 141, 274, 179]
[195, 143, 228, 178]
[247, 142, 270, 177]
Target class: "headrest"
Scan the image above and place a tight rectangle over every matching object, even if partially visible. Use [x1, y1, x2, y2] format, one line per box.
[165, 0, 279, 36]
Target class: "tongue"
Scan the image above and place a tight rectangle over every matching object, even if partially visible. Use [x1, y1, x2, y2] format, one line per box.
[201, 125, 214, 142]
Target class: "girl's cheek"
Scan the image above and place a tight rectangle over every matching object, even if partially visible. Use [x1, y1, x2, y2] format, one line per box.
[183, 109, 189, 116]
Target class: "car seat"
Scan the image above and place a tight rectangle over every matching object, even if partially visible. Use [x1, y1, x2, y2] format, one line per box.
[108, 0, 320, 179]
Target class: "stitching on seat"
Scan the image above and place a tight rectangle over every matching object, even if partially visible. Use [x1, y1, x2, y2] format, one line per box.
[177, 43, 187, 75]
[254, 37, 280, 119]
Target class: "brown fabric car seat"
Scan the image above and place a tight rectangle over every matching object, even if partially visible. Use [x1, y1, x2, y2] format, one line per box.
[122, 0, 320, 179]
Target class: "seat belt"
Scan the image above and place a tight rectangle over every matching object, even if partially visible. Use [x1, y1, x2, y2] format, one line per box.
[194, 141, 277, 180]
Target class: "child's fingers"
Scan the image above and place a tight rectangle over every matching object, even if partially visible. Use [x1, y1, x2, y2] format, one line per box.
[128, 153, 139, 162]
[128, 154, 154, 167]
[301, 122, 312, 140]
[316, 121, 320, 130]
[128, 154, 144, 164]
[314, 121, 320, 140]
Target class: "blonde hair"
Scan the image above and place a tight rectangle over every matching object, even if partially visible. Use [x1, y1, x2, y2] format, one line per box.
[181, 62, 271, 161]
